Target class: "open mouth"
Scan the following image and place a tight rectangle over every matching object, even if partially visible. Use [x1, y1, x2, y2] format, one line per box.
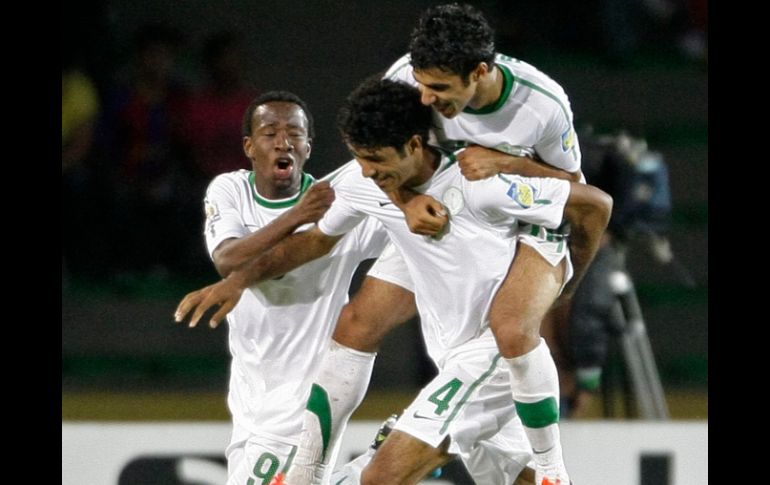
[274, 158, 294, 177]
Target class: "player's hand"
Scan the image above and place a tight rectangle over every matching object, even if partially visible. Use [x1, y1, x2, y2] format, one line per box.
[457, 145, 513, 181]
[293, 181, 335, 225]
[174, 277, 245, 329]
[401, 193, 448, 236]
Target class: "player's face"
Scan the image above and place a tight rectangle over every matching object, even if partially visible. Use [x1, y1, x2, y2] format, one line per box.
[244, 102, 312, 198]
[413, 67, 478, 119]
[347, 140, 424, 193]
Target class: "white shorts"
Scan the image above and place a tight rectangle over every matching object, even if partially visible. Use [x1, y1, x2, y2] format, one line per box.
[226, 426, 298, 485]
[366, 242, 414, 292]
[393, 340, 532, 485]
[518, 223, 572, 270]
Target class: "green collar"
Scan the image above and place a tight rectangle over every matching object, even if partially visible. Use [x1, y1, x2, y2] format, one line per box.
[463, 63, 514, 115]
[249, 171, 314, 209]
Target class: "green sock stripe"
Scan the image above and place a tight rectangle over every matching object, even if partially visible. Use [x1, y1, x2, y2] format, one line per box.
[306, 384, 332, 460]
[515, 397, 560, 428]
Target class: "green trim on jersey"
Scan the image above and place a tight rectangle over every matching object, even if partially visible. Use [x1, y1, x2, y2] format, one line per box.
[511, 76, 572, 125]
[306, 383, 333, 460]
[463, 63, 514, 115]
[432, 147, 459, 175]
[514, 397, 560, 428]
[249, 172, 314, 209]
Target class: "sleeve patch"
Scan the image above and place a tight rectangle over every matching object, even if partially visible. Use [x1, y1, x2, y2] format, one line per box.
[204, 198, 220, 221]
[204, 198, 220, 238]
[506, 182, 535, 208]
[561, 128, 575, 152]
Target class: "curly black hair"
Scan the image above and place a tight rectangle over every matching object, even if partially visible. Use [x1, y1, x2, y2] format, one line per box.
[241, 90, 315, 138]
[337, 77, 433, 152]
[409, 3, 496, 82]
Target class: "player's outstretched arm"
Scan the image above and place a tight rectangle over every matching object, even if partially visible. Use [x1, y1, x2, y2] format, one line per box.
[560, 183, 613, 300]
[458, 145, 582, 182]
[175, 227, 342, 328]
[213, 182, 335, 277]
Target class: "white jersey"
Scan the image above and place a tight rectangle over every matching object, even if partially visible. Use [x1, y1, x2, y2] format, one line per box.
[318, 156, 570, 365]
[204, 169, 387, 444]
[385, 53, 581, 173]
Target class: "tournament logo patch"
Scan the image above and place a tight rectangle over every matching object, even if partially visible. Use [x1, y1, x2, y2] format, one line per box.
[442, 186, 465, 215]
[506, 182, 535, 208]
[204, 198, 220, 222]
[204, 198, 220, 238]
[561, 128, 575, 152]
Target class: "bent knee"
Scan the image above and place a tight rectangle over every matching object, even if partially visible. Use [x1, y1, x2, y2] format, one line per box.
[491, 322, 541, 357]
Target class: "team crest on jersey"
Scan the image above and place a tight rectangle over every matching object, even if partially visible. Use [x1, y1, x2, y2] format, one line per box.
[561, 128, 575, 152]
[442, 186, 464, 215]
[507, 181, 535, 208]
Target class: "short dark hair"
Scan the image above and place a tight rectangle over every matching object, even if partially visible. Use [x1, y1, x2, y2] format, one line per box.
[242, 91, 315, 138]
[337, 78, 433, 152]
[409, 3, 496, 81]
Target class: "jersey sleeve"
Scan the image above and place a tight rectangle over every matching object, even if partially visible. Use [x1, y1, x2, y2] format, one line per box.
[203, 174, 249, 258]
[533, 100, 582, 173]
[465, 174, 571, 230]
[384, 54, 418, 87]
[353, 217, 390, 260]
[317, 164, 370, 237]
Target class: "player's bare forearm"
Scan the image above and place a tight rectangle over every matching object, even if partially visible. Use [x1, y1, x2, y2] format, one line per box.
[498, 156, 582, 182]
[231, 227, 342, 286]
[176, 228, 342, 328]
[561, 183, 613, 299]
[213, 183, 335, 277]
[458, 145, 581, 182]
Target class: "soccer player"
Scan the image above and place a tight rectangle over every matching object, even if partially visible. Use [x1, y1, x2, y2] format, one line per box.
[176, 78, 612, 484]
[185, 90, 387, 485]
[292, 4, 590, 483]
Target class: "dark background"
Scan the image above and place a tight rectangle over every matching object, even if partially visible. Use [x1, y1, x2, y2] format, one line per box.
[62, 0, 707, 411]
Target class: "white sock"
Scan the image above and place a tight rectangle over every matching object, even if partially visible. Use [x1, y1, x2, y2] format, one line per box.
[505, 338, 563, 454]
[286, 341, 376, 485]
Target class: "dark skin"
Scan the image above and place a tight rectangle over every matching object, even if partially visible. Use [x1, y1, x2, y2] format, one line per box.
[177, 100, 335, 325]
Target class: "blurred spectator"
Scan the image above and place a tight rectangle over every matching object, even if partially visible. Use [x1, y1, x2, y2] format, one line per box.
[99, 23, 202, 277]
[62, 54, 110, 280]
[185, 32, 258, 181]
[62, 68, 99, 173]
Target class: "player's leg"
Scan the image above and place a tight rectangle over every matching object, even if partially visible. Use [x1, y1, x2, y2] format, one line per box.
[488, 239, 572, 485]
[287, 244, 417, 485]
[361, 430, 453, 484]
[332, 276, 416, 352]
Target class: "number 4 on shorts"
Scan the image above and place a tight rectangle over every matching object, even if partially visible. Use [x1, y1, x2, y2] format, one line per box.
[427, 378, 463, 415]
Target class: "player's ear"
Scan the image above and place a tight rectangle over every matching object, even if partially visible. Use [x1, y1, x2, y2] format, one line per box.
[243, 136, 252, 158]
[472, 62, 489, 82]
[305, 137, 312, 157]
[406, 134, 423, 155]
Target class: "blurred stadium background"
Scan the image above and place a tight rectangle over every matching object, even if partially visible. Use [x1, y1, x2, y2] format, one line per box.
[62, 1, 706, 483]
